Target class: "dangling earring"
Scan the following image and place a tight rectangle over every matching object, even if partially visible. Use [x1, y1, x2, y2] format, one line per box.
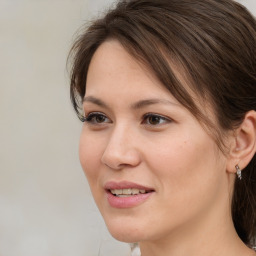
[235, 165, 242, 180]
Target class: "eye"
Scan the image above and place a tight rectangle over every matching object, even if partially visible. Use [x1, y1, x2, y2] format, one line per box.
[142, 113, 171, 126]
[83, 112, 111, 124]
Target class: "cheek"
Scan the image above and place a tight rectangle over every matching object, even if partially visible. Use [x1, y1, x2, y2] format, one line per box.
[79, 130, 104, 187]
[146, 128, 220, 179]
[144, 130, 223, 210]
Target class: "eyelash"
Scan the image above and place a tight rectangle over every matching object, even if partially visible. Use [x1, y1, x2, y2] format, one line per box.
[83, 112, 111, 124]
[142, 113, 172, 125]
[82, 112, 172, 126]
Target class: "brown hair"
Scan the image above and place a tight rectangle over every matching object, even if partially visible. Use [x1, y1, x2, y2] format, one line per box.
[68, 0, 256, 247]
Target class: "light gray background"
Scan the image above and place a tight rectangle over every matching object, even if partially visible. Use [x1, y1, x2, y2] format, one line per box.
[0, 1, 255, 255]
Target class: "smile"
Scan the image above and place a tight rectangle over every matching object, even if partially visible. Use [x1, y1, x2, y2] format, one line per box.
[110, 188, 149, 197]
[104, 181, 155, 208]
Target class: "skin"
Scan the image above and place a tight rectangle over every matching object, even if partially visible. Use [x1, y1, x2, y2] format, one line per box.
[79, 40, 256, 256]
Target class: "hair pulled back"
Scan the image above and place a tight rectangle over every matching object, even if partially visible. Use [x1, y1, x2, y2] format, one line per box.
[68, 0, 256, 247]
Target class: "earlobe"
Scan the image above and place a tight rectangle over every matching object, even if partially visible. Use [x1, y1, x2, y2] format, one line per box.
[226, 110, 256, 174]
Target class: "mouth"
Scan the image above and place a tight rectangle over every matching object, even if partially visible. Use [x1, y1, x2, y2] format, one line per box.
[104, 181, 155, 208]
[109, 188, 154, 197]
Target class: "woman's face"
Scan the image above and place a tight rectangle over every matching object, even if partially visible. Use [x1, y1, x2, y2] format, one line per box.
[79, 40, 230, 243]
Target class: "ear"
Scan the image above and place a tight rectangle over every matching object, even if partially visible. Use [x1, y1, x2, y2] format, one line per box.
[226, 110, 256, 174]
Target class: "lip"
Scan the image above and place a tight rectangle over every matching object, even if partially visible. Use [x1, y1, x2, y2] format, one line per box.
[104, 181, 155, 209]
[104, 181, 154, 191]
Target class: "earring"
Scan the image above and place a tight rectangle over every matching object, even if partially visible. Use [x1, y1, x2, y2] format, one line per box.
[235, 165, 242, 180]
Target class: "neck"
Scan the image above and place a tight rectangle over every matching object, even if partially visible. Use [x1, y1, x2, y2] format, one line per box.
[139, 201, 254, 256]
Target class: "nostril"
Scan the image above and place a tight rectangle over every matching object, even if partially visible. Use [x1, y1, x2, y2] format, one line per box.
[101, 146, 141, 170]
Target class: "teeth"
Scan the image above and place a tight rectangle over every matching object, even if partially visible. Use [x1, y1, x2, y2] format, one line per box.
[123, 188, 132, 194]
[132, 189, 140, 195]
[110, 188, 147, 196]
[113, 189, 122, 195]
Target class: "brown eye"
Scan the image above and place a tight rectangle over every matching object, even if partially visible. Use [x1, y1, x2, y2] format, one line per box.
[84, 112, 111, 124]
[95, 114, 106, 123]
[148, 115, 161, 125]
[143, 113, 171, 126]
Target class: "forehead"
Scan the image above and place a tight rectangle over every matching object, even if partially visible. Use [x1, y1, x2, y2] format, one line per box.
[86, 40, 178, 100]
[86, 39, 208, 109]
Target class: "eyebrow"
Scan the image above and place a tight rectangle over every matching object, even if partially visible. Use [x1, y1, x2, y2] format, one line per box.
[83, 96, 109, 109]
[83, 96, 178, 109]
[131, 98, 178, 109]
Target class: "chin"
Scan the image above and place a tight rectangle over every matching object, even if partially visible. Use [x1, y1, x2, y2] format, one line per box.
[103, 217, 147, 243]
[108, 229, 143, 243]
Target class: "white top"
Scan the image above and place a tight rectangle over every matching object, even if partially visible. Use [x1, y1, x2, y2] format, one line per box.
[130, 243, 141, 256]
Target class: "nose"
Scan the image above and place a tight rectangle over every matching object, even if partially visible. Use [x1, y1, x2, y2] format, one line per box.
[101, 125, 141, 170]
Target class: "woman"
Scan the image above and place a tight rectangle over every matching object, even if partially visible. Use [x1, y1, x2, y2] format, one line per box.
[68, 0, 256, 255]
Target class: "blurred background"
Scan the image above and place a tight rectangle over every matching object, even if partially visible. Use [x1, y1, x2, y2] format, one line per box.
[0, 0, 255, 255]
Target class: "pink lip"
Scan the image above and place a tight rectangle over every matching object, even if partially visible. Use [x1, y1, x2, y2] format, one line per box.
[104, 181, 155, 209]
[104, 181, 154, 191]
